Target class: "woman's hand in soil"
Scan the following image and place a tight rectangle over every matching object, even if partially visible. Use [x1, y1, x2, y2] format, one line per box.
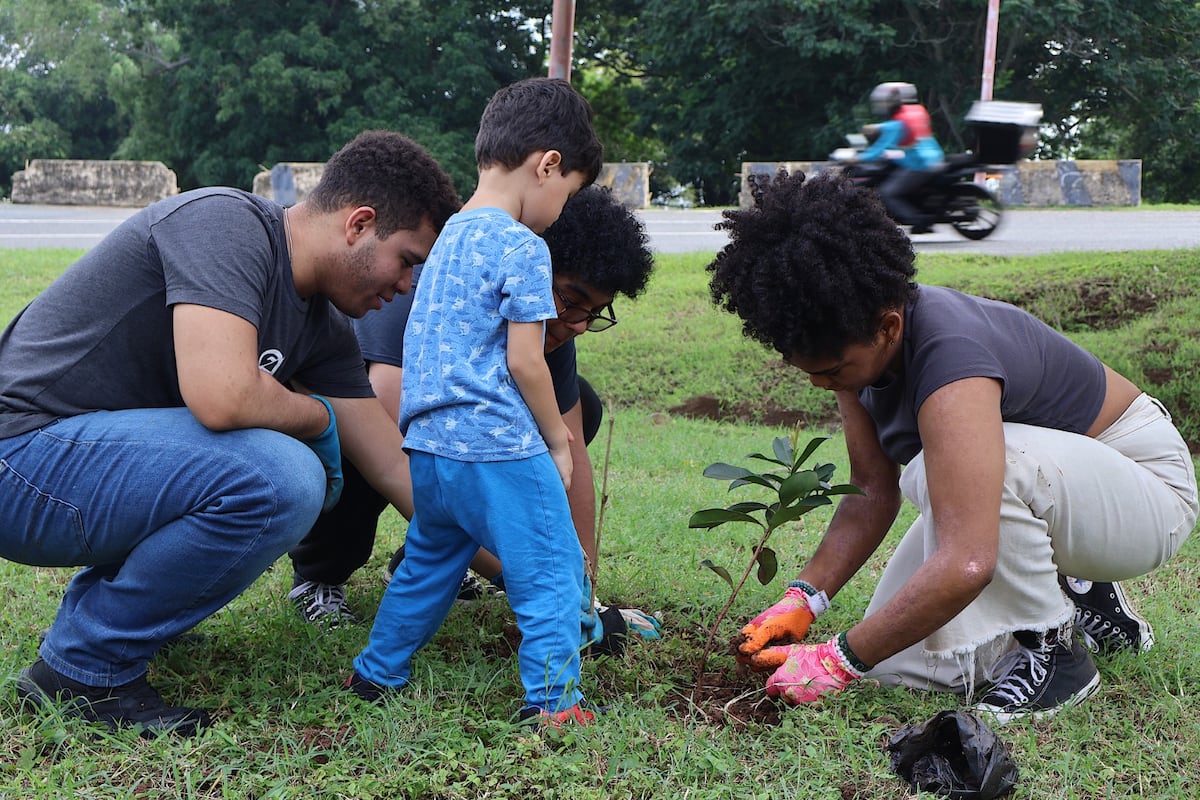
[738, 582, 829, 660]
[758, 636, 865, 704]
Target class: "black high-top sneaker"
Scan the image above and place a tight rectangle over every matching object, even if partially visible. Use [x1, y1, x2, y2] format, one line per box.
[974, 628, 1100, 724]
[1060, 575, 1155, 654]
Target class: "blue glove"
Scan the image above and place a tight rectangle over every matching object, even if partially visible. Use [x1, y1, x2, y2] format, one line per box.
[618, 608, 662, 640]
[580, 575, 602, 649]
[305, 395, 343, 512]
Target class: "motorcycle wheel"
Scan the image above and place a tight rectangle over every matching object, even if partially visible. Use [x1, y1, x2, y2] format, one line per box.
[946, 183, 1003, 240]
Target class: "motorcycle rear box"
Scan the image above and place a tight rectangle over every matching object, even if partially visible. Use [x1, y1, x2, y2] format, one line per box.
[966, 101, 1042, 165]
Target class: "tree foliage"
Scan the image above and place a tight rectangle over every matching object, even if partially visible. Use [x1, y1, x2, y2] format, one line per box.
[0, 0, 128, 191]
[2, 0, 1199, 202]
[621, 0, 1200, 204]
[119, 0, 551, 193]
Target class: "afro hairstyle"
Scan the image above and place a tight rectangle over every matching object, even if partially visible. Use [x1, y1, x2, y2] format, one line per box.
[707, 170, 917, 360]
[541, 186, 654, 300]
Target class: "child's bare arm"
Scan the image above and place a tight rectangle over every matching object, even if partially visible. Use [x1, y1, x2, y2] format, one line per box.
[507, 320, 574, 488]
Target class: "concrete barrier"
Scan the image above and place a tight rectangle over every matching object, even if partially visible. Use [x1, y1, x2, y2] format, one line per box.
[595, 162, 651, 208]
[739, 159, 1142, 208]
[254, 161, 653, 209]
[250, 162, 326, 206]
[10, 159, 179, 207]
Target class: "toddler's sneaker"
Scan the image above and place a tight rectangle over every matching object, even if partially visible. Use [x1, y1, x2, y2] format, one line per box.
[974, 628, 1100, 725]
[518, 702, 596, 728]
[342, 671, 391, 704]
[1060, 575, 1154, 654]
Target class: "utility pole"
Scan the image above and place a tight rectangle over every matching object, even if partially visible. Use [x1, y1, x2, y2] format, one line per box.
[548, 0, 576, 81]
[981, 0, 1000, 101]
[976, 0, 1001, 184]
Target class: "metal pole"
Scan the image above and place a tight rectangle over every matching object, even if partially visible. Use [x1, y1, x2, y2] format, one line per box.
[981, 0, 1000, 101]
[548, 0, 576, 81]
[976, 0, 1001, 185]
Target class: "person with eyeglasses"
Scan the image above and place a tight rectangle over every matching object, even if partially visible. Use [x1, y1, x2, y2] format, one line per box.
[285, 186, 655, 637]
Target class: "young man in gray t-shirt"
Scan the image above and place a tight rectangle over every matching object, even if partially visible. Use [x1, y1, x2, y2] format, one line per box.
[0, 130, 460, 737]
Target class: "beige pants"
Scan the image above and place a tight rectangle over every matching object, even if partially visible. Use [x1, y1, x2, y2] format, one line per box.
[866, 394, 1198, 695]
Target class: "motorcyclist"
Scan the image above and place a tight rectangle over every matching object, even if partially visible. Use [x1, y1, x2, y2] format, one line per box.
[858, 82, 945, 234]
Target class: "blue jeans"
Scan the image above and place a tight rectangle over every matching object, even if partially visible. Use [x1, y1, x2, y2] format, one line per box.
[0, 408, 325, 686]
[355, 451, 585, 711]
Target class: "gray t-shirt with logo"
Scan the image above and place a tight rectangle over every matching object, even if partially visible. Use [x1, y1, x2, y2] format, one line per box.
[0, 188, 371, 438]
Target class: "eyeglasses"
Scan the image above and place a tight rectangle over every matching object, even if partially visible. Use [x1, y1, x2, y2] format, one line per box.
[553, 286, 618, 332]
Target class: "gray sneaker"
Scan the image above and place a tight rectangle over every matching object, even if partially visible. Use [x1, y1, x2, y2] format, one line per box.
[974, 629, 1100, 725]
[288, 578, 358, 627]
[1060, 575, 1154, 654]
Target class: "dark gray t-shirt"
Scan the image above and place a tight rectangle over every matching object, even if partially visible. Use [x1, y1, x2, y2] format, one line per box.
[860, 285, 1106, 464]
[0, 188, 372, 438]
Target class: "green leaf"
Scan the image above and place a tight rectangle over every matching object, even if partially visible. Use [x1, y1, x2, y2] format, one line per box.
[825, 483, 865, 496]
[729, 474, 782, 491]
[755, 547, 778, 585]
[815, 462, 836, 482]
[778, 470, 820, 504]
[703, 462, 754, 480]
[747, 452, 788, 468]
[688, 508, 764, 529]
[793, 436, 830, 468]
[766, 496, 832, 528]
[772, 436, 793, 465]
[699, 559, 734, 590]
[727, 501, 770, 514]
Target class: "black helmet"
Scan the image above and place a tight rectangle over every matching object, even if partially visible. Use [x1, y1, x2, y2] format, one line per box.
[870, 82, 918, 117]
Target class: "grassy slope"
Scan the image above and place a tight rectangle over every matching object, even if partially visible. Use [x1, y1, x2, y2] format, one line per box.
[1, 246, 1198, 798]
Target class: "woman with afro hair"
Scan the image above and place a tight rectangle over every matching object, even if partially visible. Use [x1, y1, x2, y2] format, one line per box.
[714, 170, 1196, 723]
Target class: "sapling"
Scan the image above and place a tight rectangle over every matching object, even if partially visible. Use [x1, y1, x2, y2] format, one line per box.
[687, 426, 862, 694]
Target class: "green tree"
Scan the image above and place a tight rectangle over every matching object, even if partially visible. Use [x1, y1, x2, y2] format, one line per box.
[0, 0, 128, 195]
[997, 0, 1200, 202]
[621, 0, 1200, 204]
[119, 0, 553, 193]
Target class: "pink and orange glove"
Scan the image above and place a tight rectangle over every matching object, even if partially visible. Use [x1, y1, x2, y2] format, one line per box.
[738, 580, 830, 659]
[755, 634, 867, 705]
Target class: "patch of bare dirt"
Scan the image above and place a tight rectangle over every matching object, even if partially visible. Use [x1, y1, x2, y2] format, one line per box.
[668, 671, 783, 728]
[1001, 279, 1167, 330]
[669, 394, 838, 428]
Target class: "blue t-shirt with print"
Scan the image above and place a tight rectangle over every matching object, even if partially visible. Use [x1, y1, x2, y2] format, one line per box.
[399, 208, 556, 461]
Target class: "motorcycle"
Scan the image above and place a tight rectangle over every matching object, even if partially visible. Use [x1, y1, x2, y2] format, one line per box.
[829, 134, 1003, 241]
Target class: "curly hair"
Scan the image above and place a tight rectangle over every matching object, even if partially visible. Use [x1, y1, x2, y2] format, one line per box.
[708, 170, 917, 360]
[475, 77, 604, 185]
[308, 130, 461, 239]
[541, 186, 654, 299]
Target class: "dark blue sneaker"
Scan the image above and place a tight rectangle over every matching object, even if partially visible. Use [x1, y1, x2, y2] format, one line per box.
[343, 671, 392, 704]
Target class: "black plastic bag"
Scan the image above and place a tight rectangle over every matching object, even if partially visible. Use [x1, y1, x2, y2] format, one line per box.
[887, 710, 1019, 798]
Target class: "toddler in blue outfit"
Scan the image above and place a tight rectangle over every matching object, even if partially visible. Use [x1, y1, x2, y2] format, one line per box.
[348, 77, 604, 726]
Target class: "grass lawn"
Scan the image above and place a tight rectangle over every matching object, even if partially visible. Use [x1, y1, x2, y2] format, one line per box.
[1, 244, 1199, 798]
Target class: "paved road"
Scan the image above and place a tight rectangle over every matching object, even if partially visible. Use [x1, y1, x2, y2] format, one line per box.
[637, 207, 1200, 256]
[2, 203, 1198, 256]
